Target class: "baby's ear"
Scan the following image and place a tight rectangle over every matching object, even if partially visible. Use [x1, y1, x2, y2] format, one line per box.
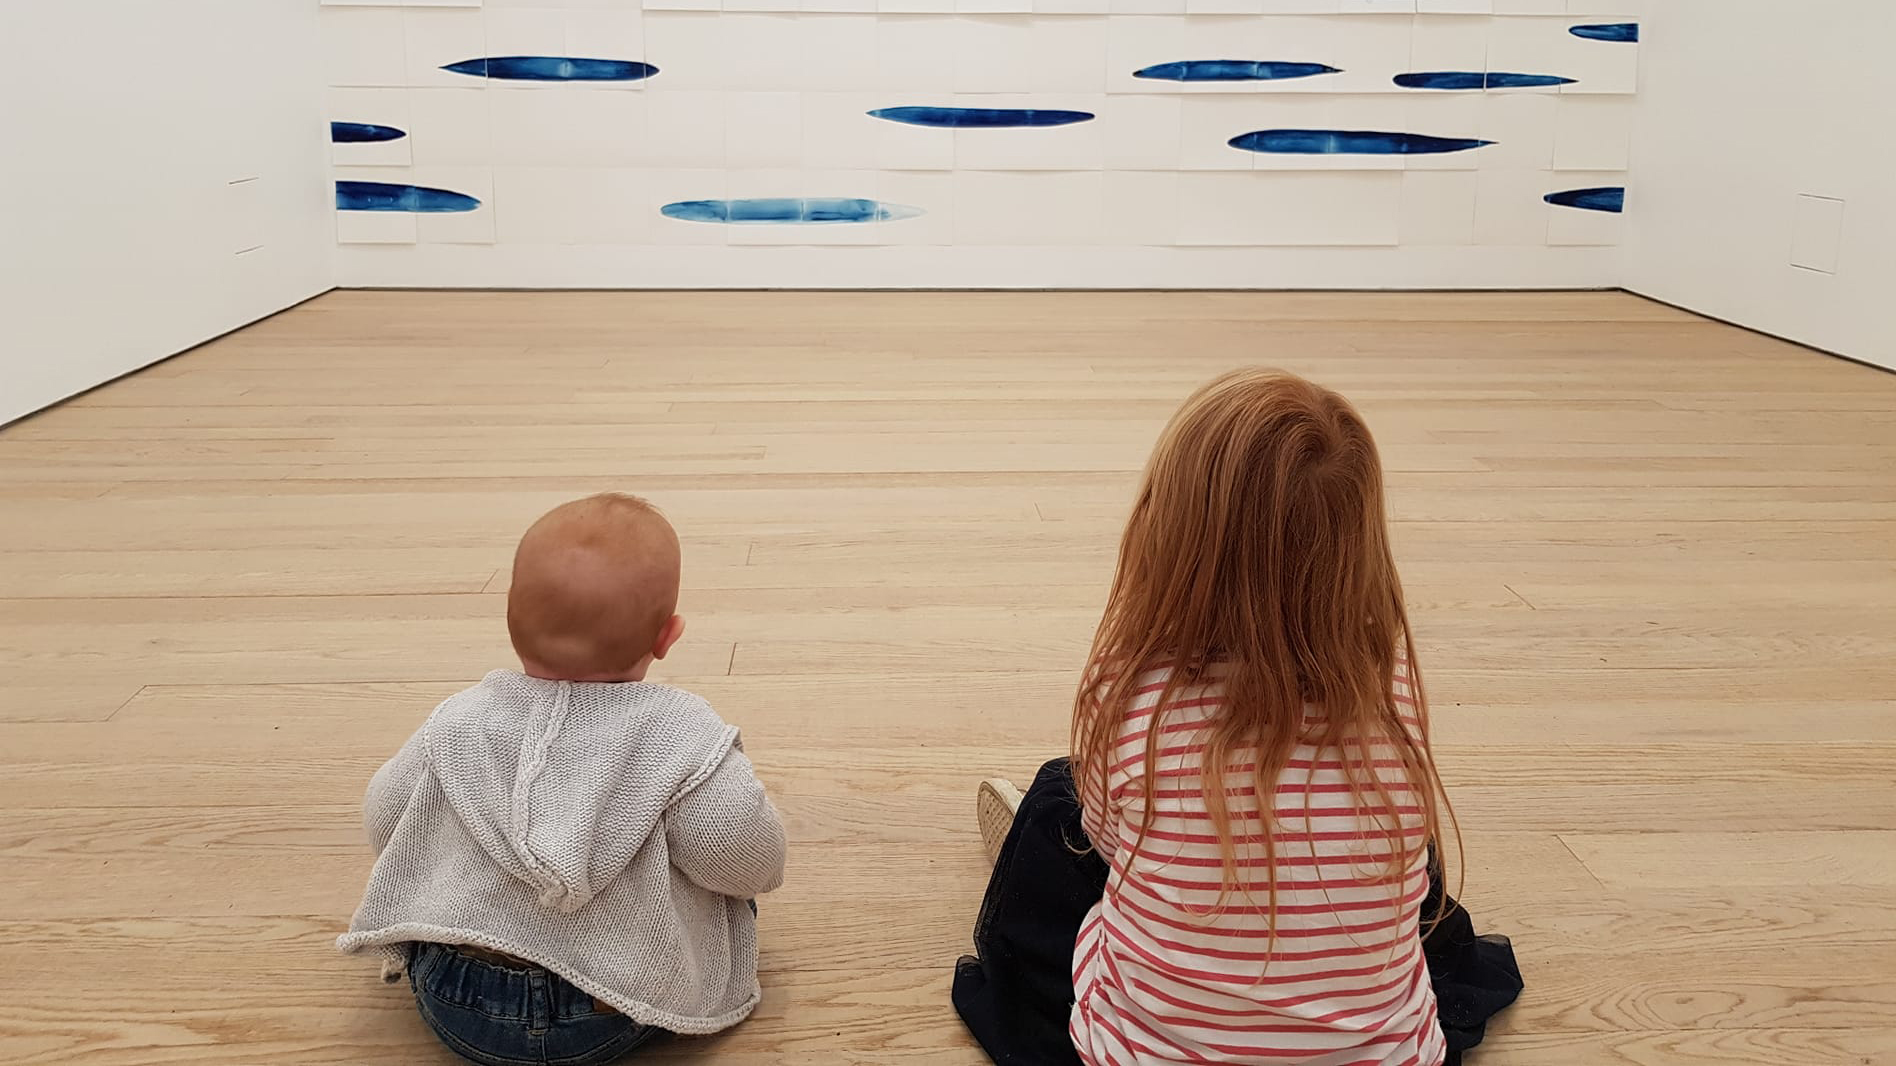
[652, 614, 686, 660]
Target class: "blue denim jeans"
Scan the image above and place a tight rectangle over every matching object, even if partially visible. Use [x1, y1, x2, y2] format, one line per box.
[408, 942, 665, 1066]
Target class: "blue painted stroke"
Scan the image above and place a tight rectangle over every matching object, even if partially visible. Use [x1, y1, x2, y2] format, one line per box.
[1395, 71, 1575, 90]
[331, 121, 406, 143]
[442, 56, 658, 82]
[1135, 61, 1340, 82]
[336, 181, 481, 213]
[661, 198, 924, 224]
[1545, 186, 1625, 213]
[1230, 130, 1495, 156]
[1571, 23, 1639, 43]
[867, 106, 1094, 129]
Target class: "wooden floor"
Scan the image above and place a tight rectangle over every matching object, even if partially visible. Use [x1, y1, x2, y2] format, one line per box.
[3, 291, 1894, 1065]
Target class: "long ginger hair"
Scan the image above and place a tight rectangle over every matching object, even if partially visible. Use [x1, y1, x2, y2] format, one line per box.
[1072, 368, 1456, 926]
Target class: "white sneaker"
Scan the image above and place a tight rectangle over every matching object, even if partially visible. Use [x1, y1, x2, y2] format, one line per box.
[976, 778, 1023, 863]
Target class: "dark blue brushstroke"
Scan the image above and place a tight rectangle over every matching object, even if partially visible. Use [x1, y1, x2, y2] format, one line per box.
[330, 121, 406, 144]
[1134, 60, 1340, 82]
[1395, 71, 1575, 90]
[660, 198, 923, 224]
[1571, 23, 1638, 43]
[867, 106, 1094, 129]
[442, 56, 658, 82]
[1545, 186, 1625, 213]
[336, 181, 481, 213]
[1230, 130, 1495, 156]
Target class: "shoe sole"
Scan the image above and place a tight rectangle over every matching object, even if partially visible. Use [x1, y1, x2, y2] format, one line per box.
[977, 778, 1023, 863]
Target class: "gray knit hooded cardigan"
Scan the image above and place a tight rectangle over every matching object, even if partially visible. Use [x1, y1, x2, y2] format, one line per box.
[338, 670, 787, 1034]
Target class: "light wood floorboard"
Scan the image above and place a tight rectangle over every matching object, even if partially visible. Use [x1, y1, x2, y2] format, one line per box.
[2, 291, 1894, 1064]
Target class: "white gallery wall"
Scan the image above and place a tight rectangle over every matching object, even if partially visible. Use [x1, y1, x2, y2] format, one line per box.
[1623, 3, 1895, 372]
[0, 1, 335, 425]
[325, 0, 1642, 289]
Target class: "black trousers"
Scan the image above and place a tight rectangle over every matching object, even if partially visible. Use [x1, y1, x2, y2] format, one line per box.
[952, 759, 1523, 1066]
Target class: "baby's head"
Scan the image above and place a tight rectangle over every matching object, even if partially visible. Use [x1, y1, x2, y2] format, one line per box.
[507, 493, 684, 683]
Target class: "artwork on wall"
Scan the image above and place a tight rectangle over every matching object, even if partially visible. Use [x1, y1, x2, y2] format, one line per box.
[319, 2, 1638, 253]
[1133, 61, 1339, 83]
[442, 57, 660, 82]
[662, 198, 923, 224]
[868, 107, 1096, 128]
[1545, 187, 1626, 213]
[1571, 23, 1639, 43]
[1230, 131, 1495, 157]
[337, 181, 481, 213]
[331, 121, 406, 143]
[1395, 72, 1576, 91]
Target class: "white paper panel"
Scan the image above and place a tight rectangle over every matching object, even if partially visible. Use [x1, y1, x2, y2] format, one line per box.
[800, 93, 886, 169]
[875, 17, 960, 90]
[493, 166, 651, 243]
[1544, 167, 1626, 245]
[724, 91, 804, 168]
[403, 8, 488, 88]
[1473, 167, 1551, 244]
[1479, 91, 1558, 169]
[330, 88, 415, 166]
[486, 86, 644, 165]
[407, 88, 494, 165]
[953, 171, 1106, 244]
[1101, 170, 1180, 244]
[1402, 92, 1486, 170]
[1552, 94, 1634, 170]
[645, 168, 733, 244]
[1400, 170, 1478, 244]
[644, 91, 728, 168]
[641, 13, 725, 90]
[1176, 171, 1401, 245]
[956, 94, 1107, 169]
[876, 170, 957, 242]
[334, 167, 420, 244]
[1100, 95, 1182, 169]
[323, 7, 408, 88]
[415, 166, 498, 242]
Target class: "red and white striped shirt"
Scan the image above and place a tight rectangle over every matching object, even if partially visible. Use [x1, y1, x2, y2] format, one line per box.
[1071, 664, 1445, 1066]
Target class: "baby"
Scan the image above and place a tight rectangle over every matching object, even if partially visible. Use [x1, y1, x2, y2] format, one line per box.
[340, 493, 786, 1066]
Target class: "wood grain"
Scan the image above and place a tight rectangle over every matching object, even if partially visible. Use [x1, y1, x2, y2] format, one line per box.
[2, 290, 1893, 1064]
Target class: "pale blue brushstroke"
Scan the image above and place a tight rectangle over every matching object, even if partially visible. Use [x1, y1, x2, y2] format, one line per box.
[1230, 130, 1495, 155]
[867, 107, 1094, 128]
[336, 181, 480, 213]
[1545, 187, 1625, 213]
[442, 56, 658, 81]
[331, 121, 406, 143]
[1396, 71, 1575, 90]
[661, 198, 924, 224]
[1570, 23, 1639, 42]
[1134, 61, 1339, 82]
